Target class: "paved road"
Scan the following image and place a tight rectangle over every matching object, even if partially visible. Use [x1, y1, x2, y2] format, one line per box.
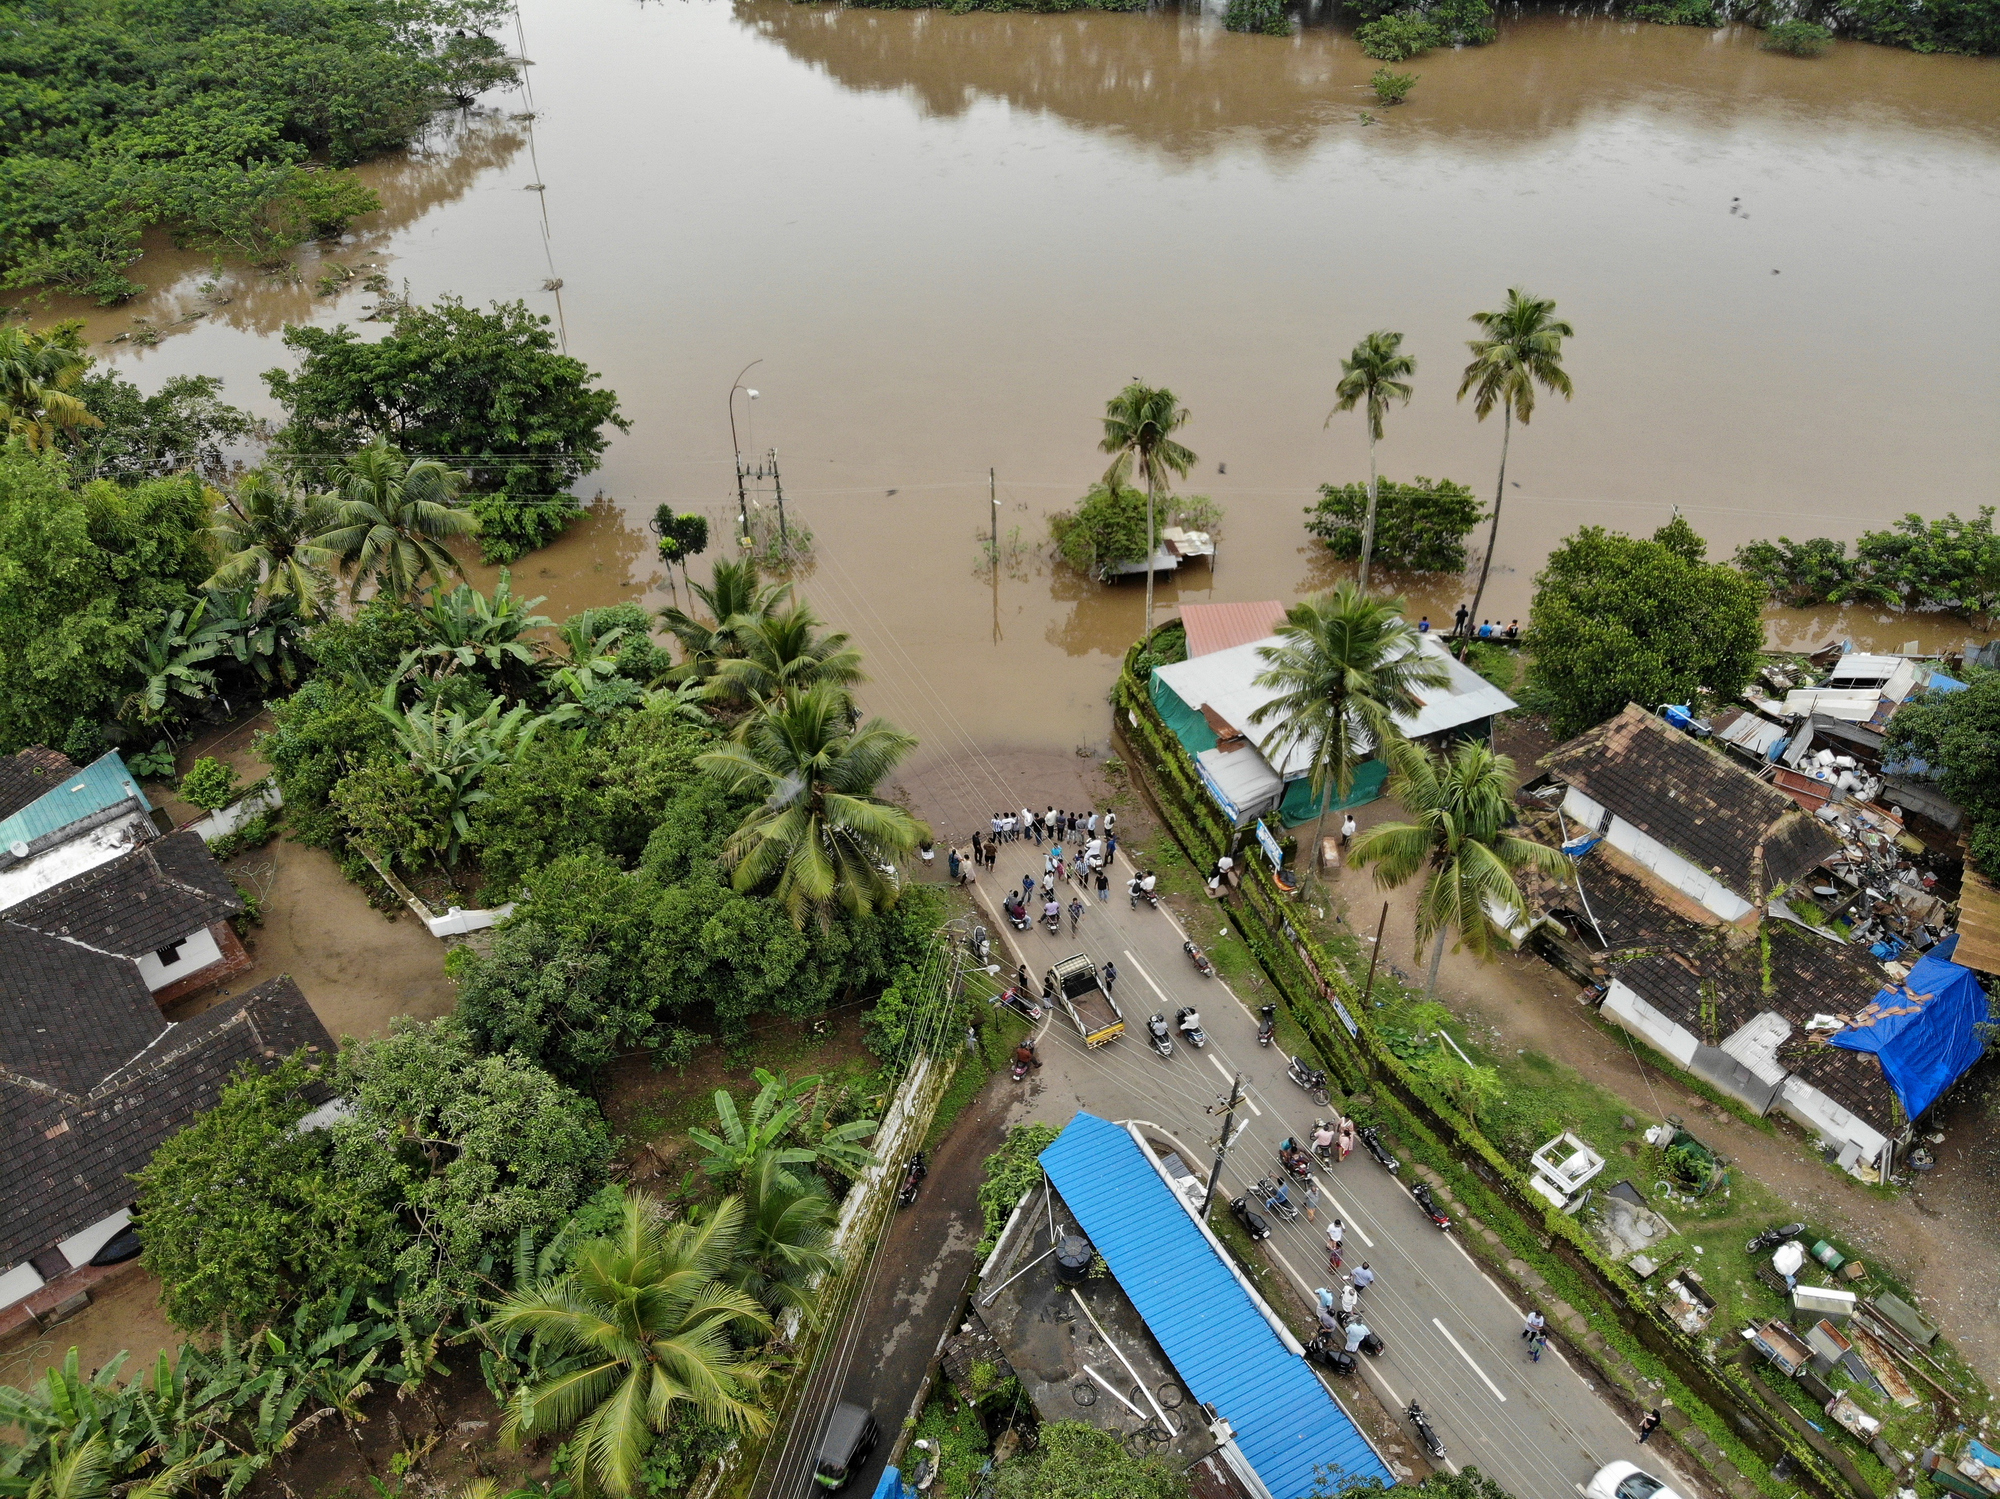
[981, 831, 1700, 1499]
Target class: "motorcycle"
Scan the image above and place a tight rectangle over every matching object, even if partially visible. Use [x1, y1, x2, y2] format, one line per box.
[1002, 898, 1032, 931]
[897, 1152, 928, 1207]
[1343, 1321, 1385, 1358]
[1011, 1047, 1034, 1083]
[1412, 1181, 1452, 1232]
[1257, 1176, 1299, 1222]
[1276, 1137, 1314, 1180]
[1175, 1006, 1208, 1049]
[998, 986, 1044, 1024]
[1147, 1012, 1175, 1058]
[1287, 1055, 1331, 1106]
[1360, 1125, 1399, 1175]
[1406, 1400, 1446, 1462]
[1042, 908, 1061, 935]
[1129, 876, 1161, 910]
[1747, 1221, 1808, 1254]
[1304, 1332, 1358, 1377]
[1309, 1119, 1338, 1169]
[1184, 940, 1214, 978]
[1256, 1003, 1277, 1047]
[1229, 1196, 1271, 1241]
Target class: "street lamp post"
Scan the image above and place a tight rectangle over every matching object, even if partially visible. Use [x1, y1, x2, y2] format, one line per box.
[728, 359, 762, 547]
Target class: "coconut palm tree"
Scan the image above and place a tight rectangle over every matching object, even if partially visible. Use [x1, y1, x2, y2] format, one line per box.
[708, 603, 864, 712]
[1327, 331, 1416, 592]
[725, 1149, 840, 1327]
[487, 1193, 772, 1498]
[204, 470, 340, 617]
[659, 557, 792, 683]
[696, 682, 928, 926]
[314, 440, 479, 602]
[1348, 738, 1568, 996]
[0, 325, 100, 451]
[1099, 383, 1197, 635]
[1248, 585, 1449, 884]
[1457, 289, 1574, 631]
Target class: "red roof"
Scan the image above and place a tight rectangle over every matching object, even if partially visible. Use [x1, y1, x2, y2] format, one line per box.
[1180, 601, 1287, 659]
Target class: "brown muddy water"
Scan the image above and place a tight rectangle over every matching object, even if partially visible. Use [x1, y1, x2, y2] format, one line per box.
[28, 0, 1999, 799]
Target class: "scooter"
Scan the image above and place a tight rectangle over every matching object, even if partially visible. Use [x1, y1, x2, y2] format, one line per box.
[998, 986, 1044, 1024]
[1343, 1321, 1385, 1358]
[1175, 1006, 1208, 1049]
[1184, 940, 1214, 978]
[1287, 1055, 1330, 1105]
[897, 1152, 927, 1207]
[1229, 1197, 1271, 1241]
[1304, 1332, 1358, 1377]
[1011, 1047, 1034, 1083]
[1747, 1221, 1807, 1254]
[1256, 1003, 1277, 1047]
[1412, 1181, 1452, 1232]
[1042, 908, 1061, 935]
[1406, 1400, 1446, 1462]
[1129, 878, 1160, 910]
[1002, 898, 1031, 931]
[1309, 1119, 1338, 1169]
[1147, 1012, 1175, 1058]
[1276, 1137, 1314, 1180]
[1360, 1125, 1399, 1174]
[1257, 1176, 1299, 1222]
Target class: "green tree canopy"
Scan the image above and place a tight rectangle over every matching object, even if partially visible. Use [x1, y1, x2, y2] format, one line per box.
[265, 297, 628, 562]
[992, 1421, 1189, 1499]
[1734, 508, 2000, 618]
[1305, 476, 1482, 573]
[72, 368, 253, 485]
[1525, 517, 1764, 738]
[1883, 672, 2000, 874]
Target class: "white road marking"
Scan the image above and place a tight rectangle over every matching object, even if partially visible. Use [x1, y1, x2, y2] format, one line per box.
[1206, 1052, 1262, 1113]
[1124, 949, 1171, 1005]
[1433, 1318, 1508, 1402]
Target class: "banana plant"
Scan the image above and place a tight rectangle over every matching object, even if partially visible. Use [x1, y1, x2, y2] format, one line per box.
[375, 683, 552, 859]
[411, 572, 551, 683]
[122, 602, 227, 729]
[688, 1069, 877, 1194]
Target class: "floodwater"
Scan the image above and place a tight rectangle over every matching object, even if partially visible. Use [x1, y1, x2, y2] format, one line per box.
[28, 0, 1999, 795]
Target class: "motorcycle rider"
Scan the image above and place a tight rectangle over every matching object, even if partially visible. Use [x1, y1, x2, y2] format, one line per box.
[1178, 1007, 1202, 1037]
[1013, 1040, 1041, 1072]
[1042, 898, 1061, 929]
[1312, 1120, 1337, 1161]
[1141, 869, 1159, 900]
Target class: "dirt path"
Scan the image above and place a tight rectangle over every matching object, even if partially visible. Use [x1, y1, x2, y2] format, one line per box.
[1324, 800, 2000, 1385]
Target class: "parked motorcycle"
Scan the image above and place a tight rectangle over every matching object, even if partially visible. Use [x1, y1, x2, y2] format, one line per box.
[1747, 1221, 1808, 1254]
[1343, 1321, 1385, 1358]
[1406, 1400, 1446, 1461]
[1304, 1332, 1358, 1377]
[1287, 1055, 1330, 1106]
[1257, 1176, 1299, 1222]
[1412, 1181, 1452, 1232]
[998, 986, 1044, 1024]
[1175, 1006, 1208, 1048]
[897, 1152, 928, 1207]
[1256, 1003, 1277, 1047]
[1184, 940, 1214, 978]
[1147, 1012, 1175, 1058]
[1229, 1196, 1271, 1241]
[1359, 1125, 1399, 1175]
[1276, 1137, 1314, 1180]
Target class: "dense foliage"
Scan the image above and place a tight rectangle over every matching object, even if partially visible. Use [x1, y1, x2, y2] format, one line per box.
[975, 1122, 1060, 1255]
[0, 0, 517, 303]
[1305, 476, 1480, 572]
[1352, 0, 1495, 59]
[265, 297, 629, 562]
[1609, 0, 1995, 51]
[1734, 509, 2000, 618]
[992, 1421, 1188, 1499]
[1225, 0, 1294, 34]
[73, 368, 254, 485]
[1048, 483, 1221, 576]
[1524, 517, 1764, 738]
[1883, 672, 2000, 874]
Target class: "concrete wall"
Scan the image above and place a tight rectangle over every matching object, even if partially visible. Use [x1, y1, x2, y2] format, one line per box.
[1602, 979, 1700, 1066]
[1777, 1076, 1891, 1170]
[135, 923, 222, 991]
[0, 1261, 44, 1311]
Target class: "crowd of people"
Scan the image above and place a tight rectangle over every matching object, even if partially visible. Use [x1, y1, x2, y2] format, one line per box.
[1415, 605, 1521, 642]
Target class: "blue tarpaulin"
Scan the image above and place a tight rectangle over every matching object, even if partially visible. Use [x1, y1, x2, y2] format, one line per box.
[1831, 952, 1990, 1121]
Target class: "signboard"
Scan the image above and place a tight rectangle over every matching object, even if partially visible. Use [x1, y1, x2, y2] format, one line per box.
[1331, 998, 1360, 1037]
[1255, 819, 1284, 869]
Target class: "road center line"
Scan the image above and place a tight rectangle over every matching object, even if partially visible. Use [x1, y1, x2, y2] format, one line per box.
[1123, 949, 1171, 1006]
[1205, 1052, 1262, 1113]
[1433, 1318, 1508, 1402]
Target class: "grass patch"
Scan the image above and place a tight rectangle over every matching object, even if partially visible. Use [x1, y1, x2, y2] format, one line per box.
[1207, 1193, 1297, 1320]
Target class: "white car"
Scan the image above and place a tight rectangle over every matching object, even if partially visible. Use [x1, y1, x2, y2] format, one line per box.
[1585, 1462, 1686, 1499]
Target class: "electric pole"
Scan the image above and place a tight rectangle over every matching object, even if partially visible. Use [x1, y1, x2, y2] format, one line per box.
[990, 466, 999, 565]
[1200, 1072, 1249, 1222]
[769, 449, 788, 551]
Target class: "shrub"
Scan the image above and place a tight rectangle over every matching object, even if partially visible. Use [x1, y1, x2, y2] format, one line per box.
[976, 1122, 1059, 1254]
[1761, 19, 1833, 53]
[1305, 476, 1481, 571]
[1225, 0, 1293, 33]
[1627, 0, 1720, 22]
[1370, 65, 1419, 103]
[1356, 12, 1441, 59]
[178, 756, 244, 812]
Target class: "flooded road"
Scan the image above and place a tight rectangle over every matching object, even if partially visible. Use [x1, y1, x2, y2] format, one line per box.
[34, 0, 2000, 782]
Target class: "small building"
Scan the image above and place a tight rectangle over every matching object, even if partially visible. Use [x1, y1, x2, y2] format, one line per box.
[1150, 629, 1515, 826]
[0, 749, 162, 911]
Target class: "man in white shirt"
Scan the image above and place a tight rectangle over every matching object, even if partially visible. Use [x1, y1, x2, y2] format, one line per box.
[1021, 806, 1038, 846]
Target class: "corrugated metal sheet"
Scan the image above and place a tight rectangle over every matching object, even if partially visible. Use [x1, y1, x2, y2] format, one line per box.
[1040, 1113, 1392, 1498]
[1180, 601, 1288, 659]
[0, 752, 150, 852]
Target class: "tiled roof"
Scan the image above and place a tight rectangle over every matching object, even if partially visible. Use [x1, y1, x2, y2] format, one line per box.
[0, 748, 76, 821]
[1, 976, 334, 1271]
[1517, 855, 1706, 956]
[0, 923, 164, 1095]
[5, 832, 240, 958]
[1542, 704, 1840, 906]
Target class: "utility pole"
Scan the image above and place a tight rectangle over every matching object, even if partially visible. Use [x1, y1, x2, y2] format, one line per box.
[990, 466, 999, 565]
[1200, 1071, 1249, 1222]
[1360, 902, 1388, 1009]
[769, 449, 788, 551]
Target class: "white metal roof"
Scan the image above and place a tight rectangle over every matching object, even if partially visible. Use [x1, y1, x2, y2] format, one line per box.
[1154, 633, 1516, 780]
[1195, 746, 1284, 820]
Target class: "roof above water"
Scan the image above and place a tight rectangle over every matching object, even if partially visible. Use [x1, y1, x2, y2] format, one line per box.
[1179, 601, 1289, 659]
[1040, 1112, 1391, 1499]
[0, 751, 151, 854]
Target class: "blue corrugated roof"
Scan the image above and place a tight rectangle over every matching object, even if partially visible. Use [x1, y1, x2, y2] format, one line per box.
[1040, 1113, 1393, 1498]
[0, 752, 150, 852]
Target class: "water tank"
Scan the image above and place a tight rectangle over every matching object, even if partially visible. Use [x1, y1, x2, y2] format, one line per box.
[1053, 1234, 1094, 1287]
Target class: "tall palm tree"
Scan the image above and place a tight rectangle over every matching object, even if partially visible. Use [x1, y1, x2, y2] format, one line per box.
[1327, 330, 1416, 592]
[314, 440, 479, 602]
[725, 1149, 840, 1327]
[659, 557, 792, 683]
[709, 603, 864, 712]
[1098, 383, 1197, 635]
[1248, 585, 1449, 883]
[0, 325, 100, 450]
[1457, 289, 1574, 631]
[696, 682, 928, 927]
[205, 470, 341, 617]
[487, 1194, 772, 1498]
[1348, 739, 1568, 995]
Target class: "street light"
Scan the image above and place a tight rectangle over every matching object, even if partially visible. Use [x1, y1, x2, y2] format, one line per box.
[728, 359, 762, 545]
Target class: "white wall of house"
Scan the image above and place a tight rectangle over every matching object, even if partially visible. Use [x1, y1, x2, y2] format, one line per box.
[1777, 1076, 1891, 1169]
[1719, 1012, 1793, 1093]
[0, 1260, 44, 1311]
[135, 924, 222, 991]
[1602, 979, 1700, 1065]
[1561, 787, 1755, 922]
[57, 1208, 130, 1269]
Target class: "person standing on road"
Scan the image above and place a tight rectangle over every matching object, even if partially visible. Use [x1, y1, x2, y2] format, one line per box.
[1303, 1181, 1320, 1222]
[948, 848, 962, 884]
[1105, 810, 1116, 836]
[1068, 897, 1084, 933]
[1022, 873, 1036, 902]
[1101, 960, 1117, 997]
[1350, 1261, 1374, 1294]
[1326, 1218, 1344, 1268]
[1636, 1410, 1661, 1444]
[984, 842, 997, 872]
[1096, 868, 1109, 903]
[1338, 1116, 1356, 1162]
[1016, 964, 1031, 994]
[991, 812, 1004, 844]
[1522, 1310, 1545, 1341]
[1105, 834, 1117, 867]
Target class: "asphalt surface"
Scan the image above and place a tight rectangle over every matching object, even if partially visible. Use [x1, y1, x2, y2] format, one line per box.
[978, 832, 1703, 1499]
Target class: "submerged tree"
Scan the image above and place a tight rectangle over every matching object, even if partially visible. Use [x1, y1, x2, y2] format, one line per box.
[314, 440, 478, 602]
[205, 469, 339, 617]
[1098, 383, 1196, 636]
[1327, 329, 1416, 591]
